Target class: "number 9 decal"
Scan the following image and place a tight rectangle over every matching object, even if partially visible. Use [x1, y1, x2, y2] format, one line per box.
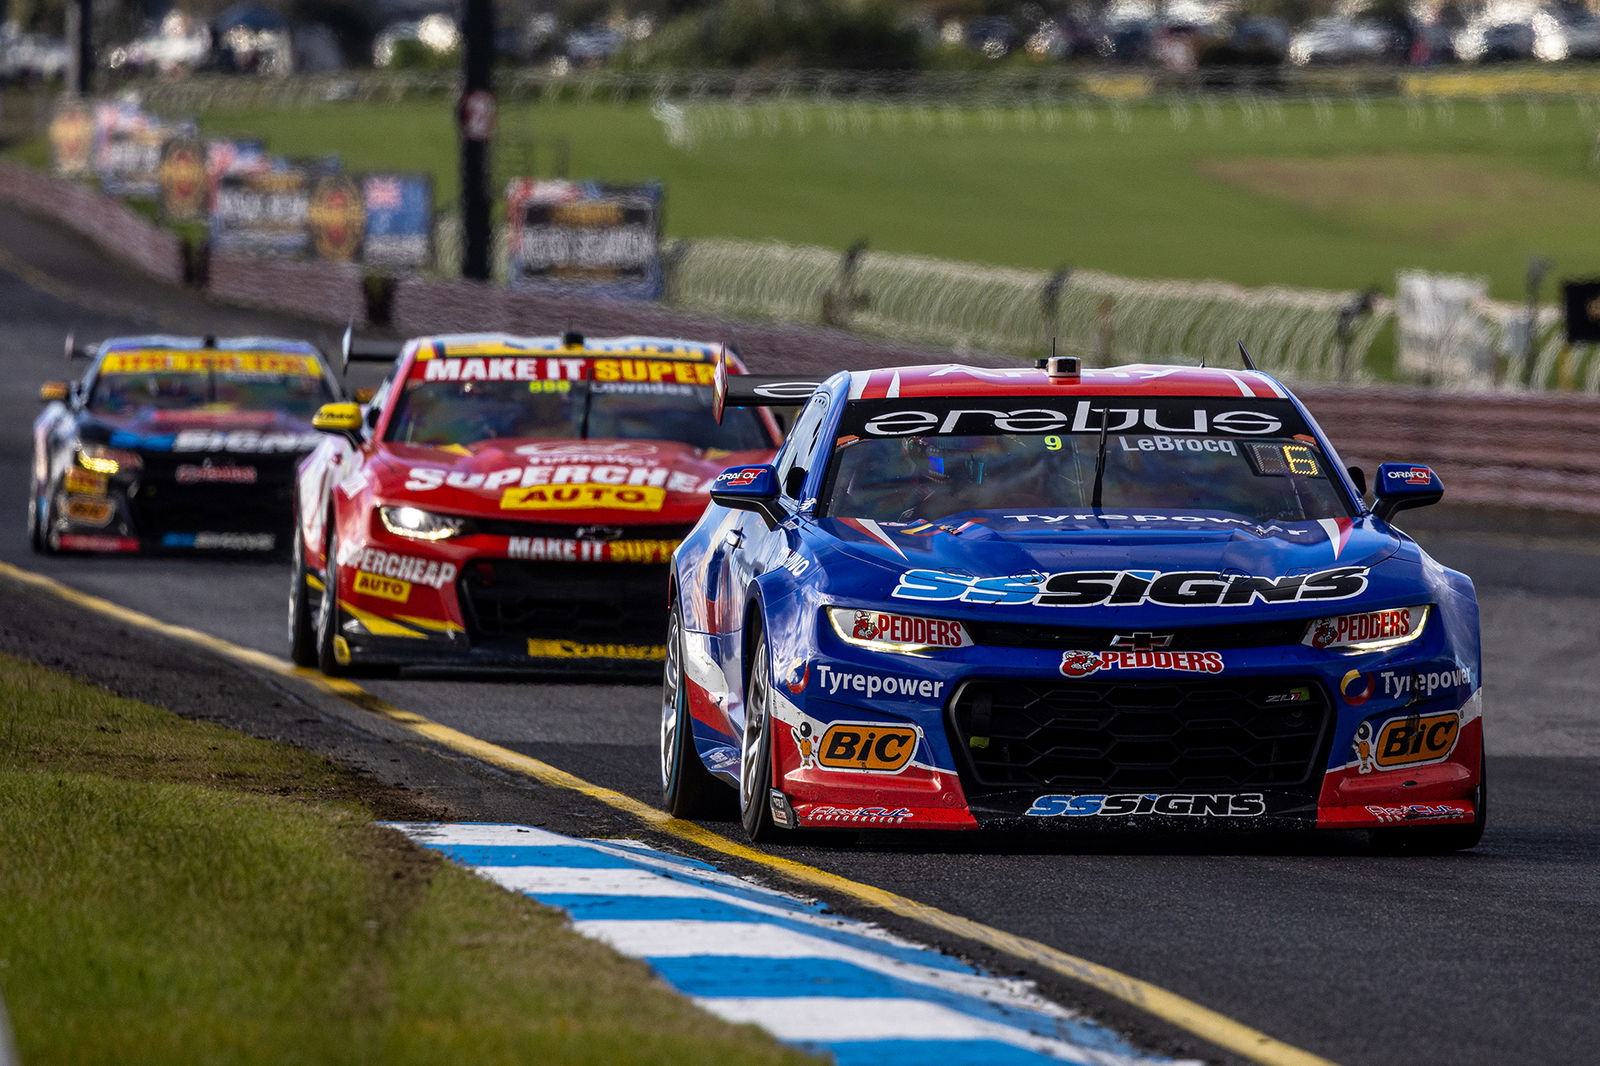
[1044, 435, 1063, 451]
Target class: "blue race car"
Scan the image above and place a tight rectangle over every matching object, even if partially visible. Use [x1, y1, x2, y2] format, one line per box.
[661, 355, 1485, 852]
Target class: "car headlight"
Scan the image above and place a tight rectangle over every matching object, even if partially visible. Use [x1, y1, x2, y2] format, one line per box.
[826, 606, 973, 654]
[76, 443, 142, 474]
[1303, 605, 1429, 652]
[379, 505, 467, 541]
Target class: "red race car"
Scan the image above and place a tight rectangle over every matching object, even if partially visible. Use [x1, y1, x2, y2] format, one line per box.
[290, 332, 782, 676]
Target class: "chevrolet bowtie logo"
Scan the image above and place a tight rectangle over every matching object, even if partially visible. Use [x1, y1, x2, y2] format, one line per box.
[1109, 632, 1174, 652]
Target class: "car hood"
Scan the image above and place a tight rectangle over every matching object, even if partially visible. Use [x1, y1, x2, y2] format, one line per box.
[812, 509, 1412, 623]
[375, 438, 773, 524]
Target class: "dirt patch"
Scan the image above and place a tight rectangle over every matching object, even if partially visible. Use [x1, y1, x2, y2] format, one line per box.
[1195, 155, 1598, 243]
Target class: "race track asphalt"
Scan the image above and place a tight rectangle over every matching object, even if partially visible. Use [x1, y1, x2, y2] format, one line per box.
[1, 202, 1596, 1066]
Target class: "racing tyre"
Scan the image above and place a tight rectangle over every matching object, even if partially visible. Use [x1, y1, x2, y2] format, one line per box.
[28, 485, 57, 555]
[660, 604, 727, 820]
[738, 628, 782, 843]
[287, 523, 318, 668]
[315, 526, 350, 677]
[1370, 754, 1487, 855]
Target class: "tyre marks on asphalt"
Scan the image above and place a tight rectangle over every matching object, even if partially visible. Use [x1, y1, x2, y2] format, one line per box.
[388, 822, 1197, 1066]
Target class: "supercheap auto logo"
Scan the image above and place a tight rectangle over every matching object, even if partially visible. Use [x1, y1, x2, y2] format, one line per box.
[1026, 793, 1267, 817]
[1059, 649, 1225, 677]
[893, 567, 1369, 608]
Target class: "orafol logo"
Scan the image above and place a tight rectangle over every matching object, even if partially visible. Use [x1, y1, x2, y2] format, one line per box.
[1386, 467, 1434, 486]
[716, 467, 762, 488]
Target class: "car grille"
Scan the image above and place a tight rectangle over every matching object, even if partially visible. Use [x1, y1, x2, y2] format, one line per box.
[949, 676, 1332, 792]
[128, 457, 295, 534]
[458, 560, 669, 644]
[960, 618, 1314, 651]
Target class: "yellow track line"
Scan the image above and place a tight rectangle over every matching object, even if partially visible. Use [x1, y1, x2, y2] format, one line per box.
[0, 559, 1341, 1066]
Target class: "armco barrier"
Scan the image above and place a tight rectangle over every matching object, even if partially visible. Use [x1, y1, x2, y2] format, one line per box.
[0, 160, 185, 284]
[207, 251, 366, 324]
[1299, 386, 1600, 516]
[391, 274, 967, 373]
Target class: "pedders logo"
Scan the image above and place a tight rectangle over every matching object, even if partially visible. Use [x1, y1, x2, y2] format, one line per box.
[1306, 606, 1426, 650]
[847, 610, 971, 648]
[1060, 649, 1225, 677]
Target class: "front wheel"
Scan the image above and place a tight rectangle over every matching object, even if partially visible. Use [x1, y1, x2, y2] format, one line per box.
[287, 523, 318, 668]
[314, 525, 350, 677]
[660, 604, 728, 820]
[738, 629, 782, 843]
[28, 482, 57, 555]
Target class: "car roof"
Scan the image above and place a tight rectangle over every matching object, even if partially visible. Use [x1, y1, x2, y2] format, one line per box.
[841, 363, 1291, 400]
[415, 333, 725, 363]
[98, 335, 322, 356]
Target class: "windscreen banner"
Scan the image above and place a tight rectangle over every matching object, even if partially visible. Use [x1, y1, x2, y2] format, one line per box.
[505, 178, 663, 300]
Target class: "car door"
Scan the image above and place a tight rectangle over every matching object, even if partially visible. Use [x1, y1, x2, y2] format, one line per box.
[717, 390, 835, 723]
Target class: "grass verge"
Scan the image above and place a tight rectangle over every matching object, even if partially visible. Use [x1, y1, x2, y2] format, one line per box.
[0, 653, 817, 1066]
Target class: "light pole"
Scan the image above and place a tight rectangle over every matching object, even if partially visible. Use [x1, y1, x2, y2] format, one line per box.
[458, 0, 496, 281]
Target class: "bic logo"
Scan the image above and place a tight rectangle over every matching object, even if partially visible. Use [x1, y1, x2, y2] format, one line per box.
[817, 722, 919, 773]
[1375, 712, 1460, 768]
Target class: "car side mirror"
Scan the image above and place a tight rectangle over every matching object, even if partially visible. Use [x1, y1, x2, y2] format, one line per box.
[312, 402, 365, 446]
[710, 464, 785, 526]
[39, 381, 68, 403]
[1372, 462, 1443, 523]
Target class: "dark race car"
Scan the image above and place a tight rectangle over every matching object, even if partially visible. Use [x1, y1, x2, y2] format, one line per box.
[289, 332, 783, 676]
[662, 355, 1485, 853]
[31, 334, 338, 554]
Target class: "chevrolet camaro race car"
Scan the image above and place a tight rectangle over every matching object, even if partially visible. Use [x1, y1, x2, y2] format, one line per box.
[31, 335, 337, 554]
[289, 333, 782, 676]
[661, 355, 1485, 852]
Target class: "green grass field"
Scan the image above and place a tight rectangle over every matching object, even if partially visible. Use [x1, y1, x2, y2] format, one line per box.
[0, 654, 815, 1066]
[187, 93, 1600, 300]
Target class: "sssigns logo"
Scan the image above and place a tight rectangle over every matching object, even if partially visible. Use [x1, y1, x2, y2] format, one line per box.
[893, 567, 1369, 608]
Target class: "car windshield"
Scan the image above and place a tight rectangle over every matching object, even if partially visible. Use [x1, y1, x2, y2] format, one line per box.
[824, 396, 1353, 524]
[89, 351, 332, 417]
[386, 378, 772, 452]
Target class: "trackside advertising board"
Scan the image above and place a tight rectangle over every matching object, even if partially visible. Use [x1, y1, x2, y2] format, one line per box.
[360, 174, 433, 269]
[211, 162, 314, 257]
[506, 178, 663, 300]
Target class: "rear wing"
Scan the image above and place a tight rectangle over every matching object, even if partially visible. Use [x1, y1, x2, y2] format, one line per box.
[711, 346, 829, 424]
[340, 324, 404, 372]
